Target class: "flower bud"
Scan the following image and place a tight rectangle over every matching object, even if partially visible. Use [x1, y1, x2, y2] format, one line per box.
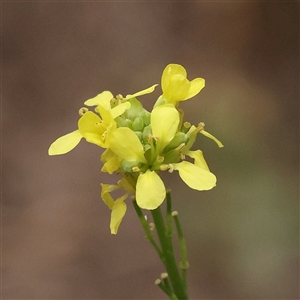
[142, 125, 152, 143]
[141, 110, 151, 126]
[132, 117, 144, 131]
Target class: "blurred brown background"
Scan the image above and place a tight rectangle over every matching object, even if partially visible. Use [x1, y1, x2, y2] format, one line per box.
[2, 2, 299, 299]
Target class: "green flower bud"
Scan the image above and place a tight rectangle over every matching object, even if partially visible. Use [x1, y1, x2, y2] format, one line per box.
[142, 125, 152, 143]
[125, 119, 133, 128]
[115, 116, 127, 128]
[134, 131, 143, 142]
[141, 110, 151, 126]
[126, 98, 143, 120]
[132, 117, 144, 131]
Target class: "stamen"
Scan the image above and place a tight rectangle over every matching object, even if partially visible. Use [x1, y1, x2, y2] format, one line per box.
[78, 107, 89, 116]
[197, 122, 205, 131]
[110, 97, 117, 106]
[160, 164, 169, 171]
[168, 164, 174, 173]
[160, 164, 174, 173]
[148, 134, 158, 144]
[115, 94, 124, 105]
[175, 143, 185, 152]
[115, 94, 123, 100]
[132, 166, 140, 173]
[101, 131, 107, 142]
[157, 155, 164, 163]
[183, 122, 191, 129]
[182, 122, 191, 133]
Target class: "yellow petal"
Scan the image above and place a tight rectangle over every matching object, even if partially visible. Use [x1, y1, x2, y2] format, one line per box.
[163, 74, 190, 103]
[101, 149, 122, 174]
[183, 78, 205, 100]
[84, 91, 113, 109]
[101, 183, 118, 209]
[48, 130, 82, 155]
[108, 127, 147, 163]
[118, 177, 136, 194]
[136, 170, 166, 209]
[96, 105, 114, 124]
[174, 161, 216, 191]
[110, 102, 131, 119]
[78, 111, 108, 147]
[125, 84, 158, 100]
[151, 105, 180, 151]
[161, 64, 187, 92]
[186, 150, 210, 171]
[110, 197, 127, 234]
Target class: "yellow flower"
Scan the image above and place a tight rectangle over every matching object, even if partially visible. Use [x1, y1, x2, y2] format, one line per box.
[106, 104, 217, 210]
[101, 183, 128, 234]
[106, 105, 181, 209]
[48, 85, 158, 156]
[48, 96, 130, 156]
[48, 64, 223, 234]
[157, 63, 205, 106]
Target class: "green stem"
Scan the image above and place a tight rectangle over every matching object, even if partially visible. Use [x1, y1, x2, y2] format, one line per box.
[172, 211, 189, 292]
[151, 206, 188, 300]
[132, 199, 163, 260]
[155, 279, 179, 300]
[166, 190, 173, 237]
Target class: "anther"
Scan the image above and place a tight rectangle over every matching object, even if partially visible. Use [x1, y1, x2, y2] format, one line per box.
[168, 164, 174, 173]
[183, 122, 191, 129]
[197, 122, 205, 131]
[160, 164, 169, 171]
[78, 107, 89, 116]
[157, 155, 164, 163]
[115, 94, 123, 100]
[132, 166, 140, 173]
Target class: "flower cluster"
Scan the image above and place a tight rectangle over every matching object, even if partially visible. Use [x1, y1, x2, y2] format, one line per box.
[48, 64, 223, 234]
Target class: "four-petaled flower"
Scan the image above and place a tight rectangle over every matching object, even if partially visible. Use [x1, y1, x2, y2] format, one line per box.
[155, 64, 205, 107]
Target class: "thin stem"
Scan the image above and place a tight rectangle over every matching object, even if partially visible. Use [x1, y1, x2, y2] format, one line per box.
[155, 279, 178, 300]
[172, 211, 189, 292]
[166, 190, 173, 237]
[132, 199, 163, 259]
[151, 206, 188, 299]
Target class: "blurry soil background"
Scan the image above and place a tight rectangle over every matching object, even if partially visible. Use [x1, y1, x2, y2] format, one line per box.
[2, 2, 299, 299]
